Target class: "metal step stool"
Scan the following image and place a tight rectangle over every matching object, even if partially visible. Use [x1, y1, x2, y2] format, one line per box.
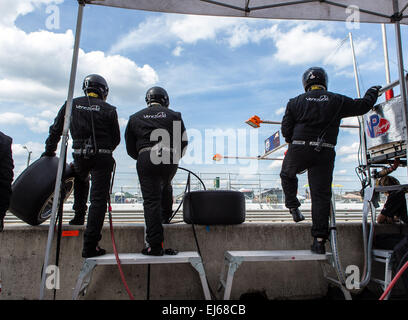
[218, 250, 330, 300]
[371, 249, 393, 299]
[72, 251, 211, 300]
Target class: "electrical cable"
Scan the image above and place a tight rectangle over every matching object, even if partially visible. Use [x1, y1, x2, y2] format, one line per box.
[168, 167, 206, 224]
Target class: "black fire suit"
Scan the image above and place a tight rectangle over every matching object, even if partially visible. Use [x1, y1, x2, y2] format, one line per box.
[280, 87, 379, 239]
[45, 96, 120, 249]
[0, 131, 14, 227]
[125, 103, 188, 247]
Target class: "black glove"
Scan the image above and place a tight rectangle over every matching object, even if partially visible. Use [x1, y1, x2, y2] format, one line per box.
[41, 150, 56, 157]
[368, 85, 382, 96]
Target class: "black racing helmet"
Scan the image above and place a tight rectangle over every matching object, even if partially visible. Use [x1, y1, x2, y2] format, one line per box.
[145, 86, 169, 107]
[82, 74, 109, 99]
[302, 67, 328, 92]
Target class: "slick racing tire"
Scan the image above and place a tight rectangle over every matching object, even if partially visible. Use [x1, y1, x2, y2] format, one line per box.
[9, 156, 75, 226]
[183, 190, 245, 225]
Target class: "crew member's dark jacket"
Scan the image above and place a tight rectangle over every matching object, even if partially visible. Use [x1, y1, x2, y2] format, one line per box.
[0, 131, 14, 215]
[381, 190, 408, 223]
[125, 104, 188, 160]
[45, 96, 121, 152]
[281, 87, 379, 145]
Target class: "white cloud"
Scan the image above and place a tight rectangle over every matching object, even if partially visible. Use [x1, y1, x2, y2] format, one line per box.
[340, 117, 360, 134]
[0, 4, 159, 110]
[110, 14, 278, 53]
[340, 153, 358, 163]
[275, 107, 285, 116]
[12, 142, 44, 157]
[0, 0, 62, 27]
[337, 141, 359, 155]
[0, 112, 50, 133]
[268, 160, 283, 169]
[272, 23, 376, 70]
[172, 46, 183, 57]
[118, 117, 128, 128]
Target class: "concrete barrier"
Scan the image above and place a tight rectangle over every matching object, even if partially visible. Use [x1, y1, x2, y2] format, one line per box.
[0, 222, 404, 300]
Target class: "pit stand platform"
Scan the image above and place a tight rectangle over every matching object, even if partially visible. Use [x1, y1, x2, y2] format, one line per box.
[217, 250, 350, 300]
[72, 251, 211, 300]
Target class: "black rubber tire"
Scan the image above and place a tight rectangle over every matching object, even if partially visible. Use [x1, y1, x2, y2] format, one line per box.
[9, 156, 74, 226]
[183, 190, 245, 225]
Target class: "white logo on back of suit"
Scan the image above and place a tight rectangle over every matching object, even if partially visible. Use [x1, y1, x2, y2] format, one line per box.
[76, 104, 100, 111]
[305, 95, 329, 102]
[144, 112, 167, 119]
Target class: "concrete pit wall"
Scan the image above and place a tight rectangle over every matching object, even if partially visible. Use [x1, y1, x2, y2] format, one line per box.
[0, 222, 404, 300]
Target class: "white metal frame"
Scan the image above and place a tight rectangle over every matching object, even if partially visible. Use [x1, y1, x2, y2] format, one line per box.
[372, 249, 394, 300]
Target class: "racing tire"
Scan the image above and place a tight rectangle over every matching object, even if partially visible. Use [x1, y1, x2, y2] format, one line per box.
[9, 156, 75, 226]
[183, 190, 245, 225]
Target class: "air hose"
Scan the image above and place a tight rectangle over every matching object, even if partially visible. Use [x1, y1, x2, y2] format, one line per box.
[379, 260, 408, 300]
[108, 161, 135, 300]
[329, 197, 347, 286]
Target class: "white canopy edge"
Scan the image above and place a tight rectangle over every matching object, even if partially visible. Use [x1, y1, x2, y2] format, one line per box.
[86, 0, 408, 24]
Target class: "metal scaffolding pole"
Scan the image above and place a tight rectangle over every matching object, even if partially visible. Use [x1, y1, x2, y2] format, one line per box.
[39, 2, 85, 300]
[393, 0, 408, 177]
[381, 24, 392, 85]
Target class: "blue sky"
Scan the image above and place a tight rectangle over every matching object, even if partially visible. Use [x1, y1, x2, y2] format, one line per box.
[1, 0, 408, 195]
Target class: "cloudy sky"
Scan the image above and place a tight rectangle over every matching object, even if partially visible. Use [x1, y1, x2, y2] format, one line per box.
[1, 0, 408, 195]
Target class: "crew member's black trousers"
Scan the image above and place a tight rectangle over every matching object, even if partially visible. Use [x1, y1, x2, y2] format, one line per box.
[280, 144, 335, 239]
[72, 170, 90, 216]
[73, 154, 114, 249]
[137, 151, 178, 246]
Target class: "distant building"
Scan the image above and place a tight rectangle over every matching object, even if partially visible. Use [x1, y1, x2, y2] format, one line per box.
[114, 192, 125, 203]
[259, 188, 284, 204]
[239, 188, 255, 202]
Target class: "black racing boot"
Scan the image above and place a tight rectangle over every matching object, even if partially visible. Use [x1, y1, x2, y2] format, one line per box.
[0, 217, 4, 232]
[69, 213, 85, 225]
[164, 248, 179, 255]
[141, 243, 164, 256]
[289, 208, 305, 223]
[82, 245, 106, 258]
[311, 238, 326, 254]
